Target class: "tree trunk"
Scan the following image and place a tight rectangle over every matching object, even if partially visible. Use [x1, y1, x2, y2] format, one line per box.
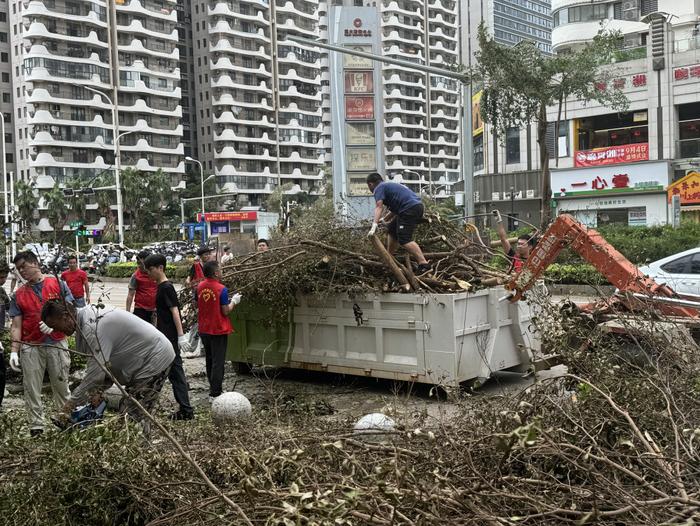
[537, 103, 552, 228]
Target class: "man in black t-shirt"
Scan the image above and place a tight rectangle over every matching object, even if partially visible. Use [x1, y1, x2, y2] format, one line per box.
[144, 253, 194, 421]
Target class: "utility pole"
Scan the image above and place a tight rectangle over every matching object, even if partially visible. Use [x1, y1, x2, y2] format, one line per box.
[106, 0, 124, 245]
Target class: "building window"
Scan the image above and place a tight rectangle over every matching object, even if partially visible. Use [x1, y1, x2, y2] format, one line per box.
[5, 152, 12, 163]
[473, 135, 484, 171]
[2, 93, 9, 103]
[1, 53, 7, 63]
[0, 12, 5, 21]
[506, 128, 520, 164]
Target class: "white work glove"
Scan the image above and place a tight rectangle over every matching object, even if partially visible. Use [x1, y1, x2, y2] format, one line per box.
[9, 351, 20, 372]
[229, 293, 242, 307]
[39, 321, 54, 335]
[367, 222, 378, 237]
[177, 334, 191, 354]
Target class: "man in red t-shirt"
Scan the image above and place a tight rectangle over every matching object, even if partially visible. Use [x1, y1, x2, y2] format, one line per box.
[61, 255, 90, 308]
[126, 250, 157, 324]
[197, 260, 241, 400]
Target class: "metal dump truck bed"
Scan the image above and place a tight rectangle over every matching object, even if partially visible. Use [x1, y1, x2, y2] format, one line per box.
[228, 289, 539, 386]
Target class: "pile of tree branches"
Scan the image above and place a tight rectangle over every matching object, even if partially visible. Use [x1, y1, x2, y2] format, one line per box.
[180, 200, 511, 324]
[3, 295, 700, 525]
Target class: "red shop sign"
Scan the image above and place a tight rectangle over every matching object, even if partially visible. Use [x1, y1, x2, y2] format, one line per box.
[574, 143, 649, 167]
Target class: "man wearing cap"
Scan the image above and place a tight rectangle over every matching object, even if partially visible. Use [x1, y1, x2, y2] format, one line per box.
[184, 246, 215, 356]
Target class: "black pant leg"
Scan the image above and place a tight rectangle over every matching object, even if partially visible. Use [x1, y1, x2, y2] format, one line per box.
[209, 334, 228, 397]
[133, 308, 154, 324]
[201, 334, 213, 388]
[0, 350, 5, 408]
[167, 339, 193, 414]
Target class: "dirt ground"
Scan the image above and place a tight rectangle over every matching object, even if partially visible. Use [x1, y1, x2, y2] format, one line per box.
[2, 351, 563, 430]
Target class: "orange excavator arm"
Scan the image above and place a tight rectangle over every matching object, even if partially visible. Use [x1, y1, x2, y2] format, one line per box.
[505, 214, 698, 318]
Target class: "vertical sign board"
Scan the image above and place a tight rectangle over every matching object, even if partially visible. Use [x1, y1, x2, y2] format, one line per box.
[328, 5, 383, 221]
[672, 194, 681, 228]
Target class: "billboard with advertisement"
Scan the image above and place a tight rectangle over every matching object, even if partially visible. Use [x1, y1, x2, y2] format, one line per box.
[552, 160, 669, 198]
[472, 90, 483, 136]
[667, 171, 700, 204]
[197, 211, 258, 222]
[346, 147, 376, 171]
[344, 71, 373, 94]
[348, 174, 373, 196]
[343, 45, 373, 69]
[574, 143, 649, 167]
[345, 96, 374, 120]
[346, 122, 375, 145]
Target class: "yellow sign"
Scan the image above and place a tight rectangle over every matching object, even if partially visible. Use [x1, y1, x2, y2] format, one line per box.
[668, 171, 700, 204]
[472, 90, 483, 136]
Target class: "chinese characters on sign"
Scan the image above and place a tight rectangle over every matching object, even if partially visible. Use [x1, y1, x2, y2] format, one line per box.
[674, 64, 700, 81]
[574, 143, 649, 168]
[346, 122, 375, 145]
[344, 17, 372, 37]
[345, 96, 374, 120]
[197, 211, 257, 222]
[667, 172, 700, 205]
[344, 46, 373, 69]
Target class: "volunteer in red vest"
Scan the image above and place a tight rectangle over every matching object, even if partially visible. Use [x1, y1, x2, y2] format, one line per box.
[61, 254, 90, 308]
[494, 210, 534, 274]
[197, 260, 241, 401]
[126, 250, 157, 324]
[184, 246, 215, 356]
[9, 250, 75, 436]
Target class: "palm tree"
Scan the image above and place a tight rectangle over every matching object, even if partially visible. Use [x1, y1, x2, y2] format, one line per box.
[42, 183, 69, 243]
[14, 180, 38, 242]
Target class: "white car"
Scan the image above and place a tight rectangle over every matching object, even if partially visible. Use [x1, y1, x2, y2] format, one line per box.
[637, 247, 700, 296]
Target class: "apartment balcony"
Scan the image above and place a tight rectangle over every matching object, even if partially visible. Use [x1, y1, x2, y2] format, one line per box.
[24, 21, 107, 47]
[31, 151, 111, 169]
[213, 128, 275, 144]
[116, 0, 177, 22]
[118, 38, 178, 60]
[121, 59, 179, 80]
[211, 75, 271, 94]
[28, 109, 113, 129]
[117, 18, 178, 41]
[210, 57, 271, 76]
[120, 118, 182, 135]
[24, 0, 107, 25]
[209, 38, 270, 59]
[430, 0, 456, 16]
[215, 145, 274, 161]
[119, 97, 182, 116]
[382, 1, 423, 19]
[120, 136, 183, 154]
[207, 2, 267, 21]
[119, 78, 181, 98]
[207, 21, 270, 43]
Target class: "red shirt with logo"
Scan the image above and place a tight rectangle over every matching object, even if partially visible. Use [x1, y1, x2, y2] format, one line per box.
[61, 269, 88, 299]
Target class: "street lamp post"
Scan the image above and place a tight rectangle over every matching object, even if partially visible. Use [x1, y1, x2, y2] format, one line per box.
[185, 156, 205, 218]
[403, 169, 423, 195]
[0, 111, 7, 261]
[76, 85, 125, 245]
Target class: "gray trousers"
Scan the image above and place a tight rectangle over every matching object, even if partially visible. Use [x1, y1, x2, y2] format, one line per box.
[21, 340, 71, 430]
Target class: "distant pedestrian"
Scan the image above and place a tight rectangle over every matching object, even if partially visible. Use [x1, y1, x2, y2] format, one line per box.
[197, 261, 241, 401]
[9, 250, 74, 436]
[144, 253, 194, 421]
[221, 246, 234, 265]
[126, 250, 157, 324]
[0, 260, 10, 411]
[257, 239, 270, 252]
[61, 255, 90, 308]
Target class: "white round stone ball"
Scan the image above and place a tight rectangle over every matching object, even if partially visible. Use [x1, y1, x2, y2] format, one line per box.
[353, 413, 396, 435]
[211, 392, 252, 423]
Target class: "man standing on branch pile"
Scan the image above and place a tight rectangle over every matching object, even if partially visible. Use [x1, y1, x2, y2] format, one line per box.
[126, 250, 157, 324]
[42, 300, 175, 434]
[61, 255, 90, 308]
[197, 260, 241, 402]
[257, 239, 270, 252]
[184, 246, 215, 355]
[366, 172, 431, 274]
[493, 210, 533, 274]
[9, 250, 74, 436]
[144, 253, 194, 421]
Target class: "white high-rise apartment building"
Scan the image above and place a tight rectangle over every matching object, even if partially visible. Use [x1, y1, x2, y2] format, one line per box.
[382, 0, 461, 192]
[319, 0, 461, 196]
[12, 0, 184, 228]
[190, 0, 324, 207]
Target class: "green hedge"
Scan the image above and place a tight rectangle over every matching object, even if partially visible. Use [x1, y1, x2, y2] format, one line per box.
[543, 263, 605, 285]
[105, 262, 190, 280]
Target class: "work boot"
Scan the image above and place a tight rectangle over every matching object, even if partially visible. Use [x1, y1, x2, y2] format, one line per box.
[170, 409, 194, 421]
[415, 263, 431, 275]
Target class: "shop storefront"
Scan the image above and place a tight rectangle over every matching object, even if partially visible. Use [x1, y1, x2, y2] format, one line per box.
[667, 171, 700, 223]
[551, 161, 670, 227]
